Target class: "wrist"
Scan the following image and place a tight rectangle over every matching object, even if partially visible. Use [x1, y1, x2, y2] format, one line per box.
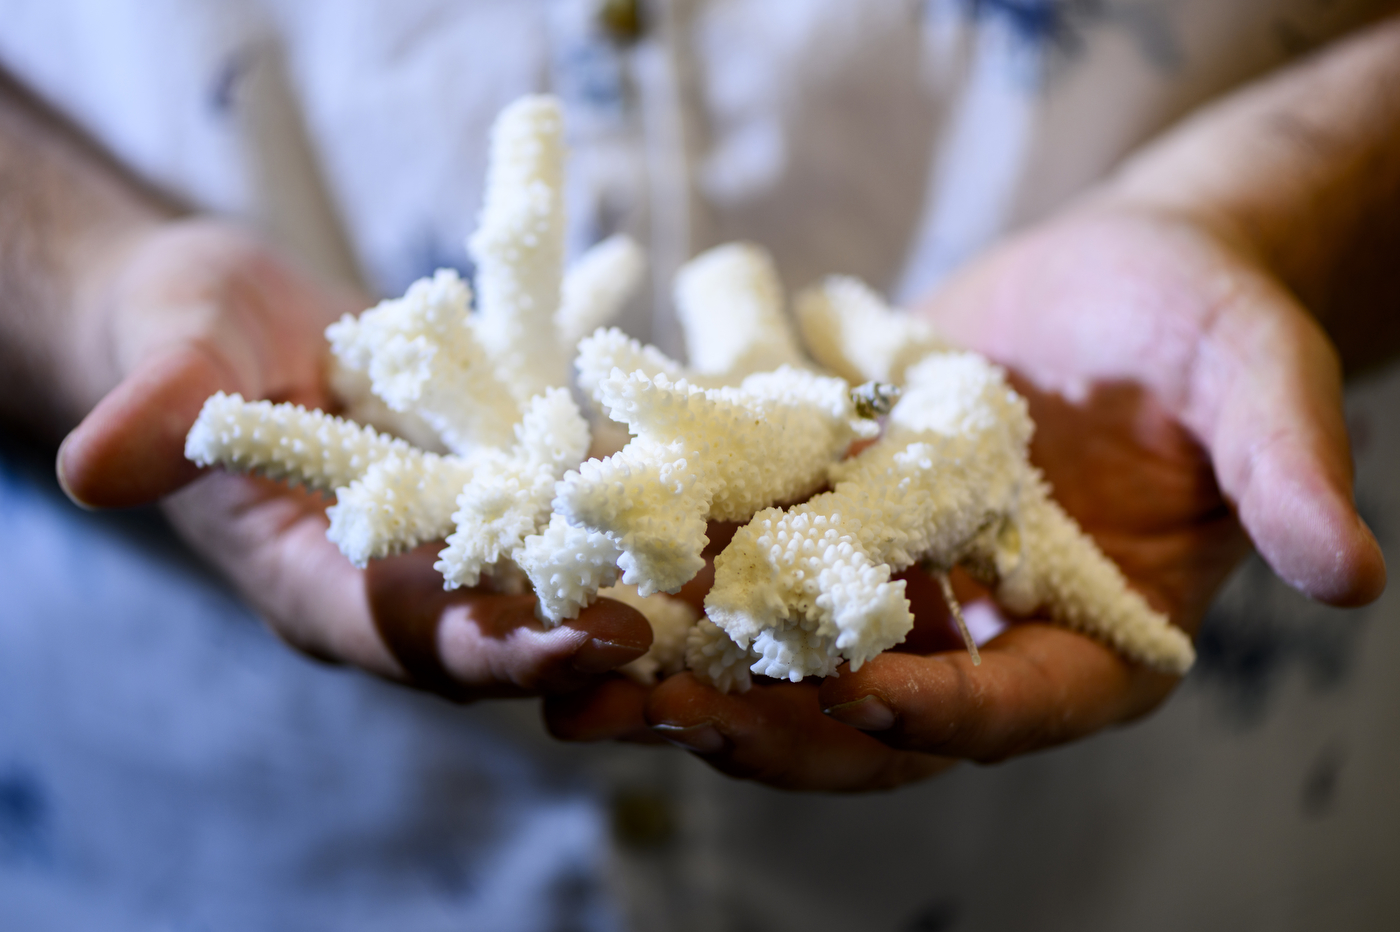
[1098, 16, 1400, 371]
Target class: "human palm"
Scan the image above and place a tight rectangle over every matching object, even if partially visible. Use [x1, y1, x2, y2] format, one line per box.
[546, 203, 1385, 790]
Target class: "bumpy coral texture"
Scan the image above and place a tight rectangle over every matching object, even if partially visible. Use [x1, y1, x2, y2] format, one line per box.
[685, 618, 755, 695]
[185, 392, 412, 493]
[796, 275, 947, 385]
[556, 331, 877, 598]
[674, 242, 808, 380]
[434, 388, 590, 590]
[471, 95, 571, 403]
[184, 95, 642, 613]
[185, 92, 1196, 689]
[327, 453, 477, 567]
[327, 268, 520, 452]
[703, 352, 1195, 686]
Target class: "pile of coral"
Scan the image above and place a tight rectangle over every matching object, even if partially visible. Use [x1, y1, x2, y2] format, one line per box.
[185, 96, 1194, 692]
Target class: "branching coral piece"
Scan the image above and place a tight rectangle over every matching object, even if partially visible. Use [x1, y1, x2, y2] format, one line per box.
[574, 326, 688, 401]
[435, 388, 590, 589]
[470, 95, 570, 403]
[185, 392, 413, 493]
[186, 392, 468, 566]
[991, 489, 1197, 676]
[327, 452, 477, 567]
[327, 269, 521, 452]
[556, 234, 646, 348]
[187, 96, 631, 603]
[557, 330, 878, 597]
[674, 242, 807, 380]
[702, 352, 1195, 686]
[515, 514, 624, 624]
[185, 93, 1197, 697]
[795, 275, 947, 385]
[327, 357, 448, 453]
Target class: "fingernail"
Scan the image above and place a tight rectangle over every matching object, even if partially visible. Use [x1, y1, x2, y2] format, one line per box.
[571, 637, 645, 674]
[55, 433, 94, 510]
[651, 723, 725, 754]
[823, 695, 896, 731]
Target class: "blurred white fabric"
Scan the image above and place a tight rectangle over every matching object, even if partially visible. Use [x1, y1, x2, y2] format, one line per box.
[1, 1, 1398, 930]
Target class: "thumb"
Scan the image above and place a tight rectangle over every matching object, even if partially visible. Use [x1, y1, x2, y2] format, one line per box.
[1197, 274, 1385, 606]
[57, 340, 244, 508]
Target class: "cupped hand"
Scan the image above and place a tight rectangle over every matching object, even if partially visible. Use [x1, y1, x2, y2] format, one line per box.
[57, 218, 652, 698]
[546, 202, 1385, 790]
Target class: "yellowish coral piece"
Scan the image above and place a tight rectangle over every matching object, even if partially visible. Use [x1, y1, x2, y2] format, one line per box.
[556, 234, 646, 349]
[673, 242, 807, 381]
[795, 275, 947, 385]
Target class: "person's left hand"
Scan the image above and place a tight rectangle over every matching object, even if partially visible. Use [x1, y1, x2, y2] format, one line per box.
[543, 199, 1385, 791]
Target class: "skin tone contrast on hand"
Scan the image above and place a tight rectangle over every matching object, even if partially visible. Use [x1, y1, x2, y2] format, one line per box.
[547, 14, 1399, 791]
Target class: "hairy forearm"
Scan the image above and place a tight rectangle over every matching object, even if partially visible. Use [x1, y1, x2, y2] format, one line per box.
[0, 66, 176, 438]
[1107, 12, 1400, 374]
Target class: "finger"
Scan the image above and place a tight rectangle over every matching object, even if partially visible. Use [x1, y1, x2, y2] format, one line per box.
[1191, 277, 1385, 605]
[544, 678, 665, 744]
[58, 343, 241, 507]
[58, 221, 353, 509]
[162, 472, 653, 700]
[367, 550, 654, 699]
[819, 622, 1177, 763]
[644, 673, 953, 792]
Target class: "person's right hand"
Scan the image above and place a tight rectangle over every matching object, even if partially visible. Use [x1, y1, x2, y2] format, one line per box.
[546, 195, 1387, 790]
[57, 218, 653, 699]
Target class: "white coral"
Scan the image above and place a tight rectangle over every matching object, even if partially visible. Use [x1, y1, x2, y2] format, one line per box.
[185, 392, 411, 493]
[557, 331, 877, 597]
[327, 452, 477, 567]
[471, 95, 570, 403]
[795, 275, 947, 385]
[556, 234, 645, 348]
[702, 352, 1195, 686]
[515, 514, 624, 624]
[185, 92, 1197, 693]
[685, 619, 754, 694]
[574, 326, 687, 401]
[674, 242, 807, 381]
[327, 269, 520, 452]
[435, 388, 591, 590]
